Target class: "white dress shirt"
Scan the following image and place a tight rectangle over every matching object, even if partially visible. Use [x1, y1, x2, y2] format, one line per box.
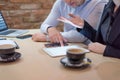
[40, 0, 108, 42]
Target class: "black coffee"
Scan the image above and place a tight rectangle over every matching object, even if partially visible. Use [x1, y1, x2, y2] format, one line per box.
[67, 48, 85, 64]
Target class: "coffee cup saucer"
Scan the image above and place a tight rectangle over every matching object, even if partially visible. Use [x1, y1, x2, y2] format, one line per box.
[60, 57, 91, 68]
[0, 52, 21, 63]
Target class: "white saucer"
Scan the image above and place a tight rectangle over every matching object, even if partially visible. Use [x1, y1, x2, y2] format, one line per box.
[60, 57, 91, 68]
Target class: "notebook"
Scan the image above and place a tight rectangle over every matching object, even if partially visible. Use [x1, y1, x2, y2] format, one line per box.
[43, 45, 90, 57]
[0, 11, 28, 37]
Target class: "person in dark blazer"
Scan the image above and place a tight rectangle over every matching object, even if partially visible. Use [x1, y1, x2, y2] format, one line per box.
[69, 0, 120, 59]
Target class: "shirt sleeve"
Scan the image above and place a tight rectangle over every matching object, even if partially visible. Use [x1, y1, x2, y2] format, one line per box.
[61, 29, 88, 43]
[40, 0, 61, 34]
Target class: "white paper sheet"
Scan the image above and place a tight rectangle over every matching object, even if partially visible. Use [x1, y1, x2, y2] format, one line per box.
[43, 45, 89, 57]
[57, 18, 83, 28]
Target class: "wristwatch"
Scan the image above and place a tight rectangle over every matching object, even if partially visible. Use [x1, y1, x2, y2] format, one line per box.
[47, 26, 52, 33]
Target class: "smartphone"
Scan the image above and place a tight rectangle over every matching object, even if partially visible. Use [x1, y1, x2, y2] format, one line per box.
[44, 42, 68, 48]
[16, 34, 32, 39]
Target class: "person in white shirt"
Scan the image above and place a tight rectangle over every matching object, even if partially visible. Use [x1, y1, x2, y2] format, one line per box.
[32, 0, 108, 46]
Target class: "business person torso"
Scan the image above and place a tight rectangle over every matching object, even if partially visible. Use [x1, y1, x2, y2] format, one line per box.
[78, 0, 120, 58]
[96, 0, 120, 58]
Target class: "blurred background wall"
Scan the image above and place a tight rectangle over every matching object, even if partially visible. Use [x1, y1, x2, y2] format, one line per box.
[0, 0, 63, 30]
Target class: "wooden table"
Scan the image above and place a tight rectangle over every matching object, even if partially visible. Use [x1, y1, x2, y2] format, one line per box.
[0, 29, 120, 80]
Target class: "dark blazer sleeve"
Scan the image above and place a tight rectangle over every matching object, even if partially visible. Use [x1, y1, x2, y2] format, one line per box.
[77, 21, 97, 42]
[104, 45, 120, 59]
[103, 5, 120, 58]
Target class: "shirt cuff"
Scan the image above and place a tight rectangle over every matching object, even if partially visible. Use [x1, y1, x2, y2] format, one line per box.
[40, 24, 52, 34]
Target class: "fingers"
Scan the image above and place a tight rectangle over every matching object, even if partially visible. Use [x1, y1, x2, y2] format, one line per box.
[49, 34, 66, 46]
[69, 13, 76, 18]
[60, 40, 64, 46]
[51, 36, 64, 46]
[32, 33, 38, 41]
[32, 33, 46, 42]
[56, 36, 67, 46]
[63, 38, 67, 43]
[58, 35, 64, 46]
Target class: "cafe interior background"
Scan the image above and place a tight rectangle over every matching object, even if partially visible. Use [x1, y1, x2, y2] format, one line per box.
[0, 0, 63, 31]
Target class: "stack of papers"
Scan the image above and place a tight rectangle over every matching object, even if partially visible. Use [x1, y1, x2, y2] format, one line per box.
[43, 45, 89, 57]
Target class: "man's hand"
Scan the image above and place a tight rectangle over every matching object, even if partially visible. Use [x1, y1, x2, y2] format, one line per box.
[47, 27, 67, 46]
[88, 42, 106, 54]
[32, 32, 47, 42]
